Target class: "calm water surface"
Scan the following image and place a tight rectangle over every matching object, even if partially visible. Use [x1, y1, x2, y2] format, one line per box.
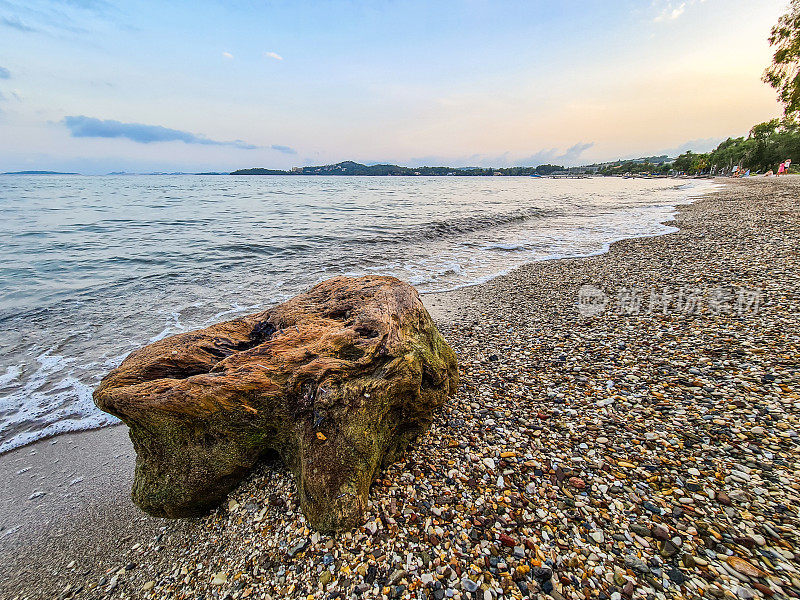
[0, 175, 714, 452]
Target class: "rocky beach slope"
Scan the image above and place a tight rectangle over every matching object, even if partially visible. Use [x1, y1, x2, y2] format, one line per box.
[1, 177, 799, 600]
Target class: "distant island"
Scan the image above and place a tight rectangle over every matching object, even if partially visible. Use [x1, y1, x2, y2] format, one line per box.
[231, 161, 566, 177]
[106, 171, 198, 176]
[2, 170, 80, 175]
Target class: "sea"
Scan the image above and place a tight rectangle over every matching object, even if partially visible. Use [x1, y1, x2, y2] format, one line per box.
[0, 174, 715, 453]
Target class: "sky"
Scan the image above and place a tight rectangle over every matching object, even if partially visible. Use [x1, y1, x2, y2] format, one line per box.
[0, 0, 790, 173]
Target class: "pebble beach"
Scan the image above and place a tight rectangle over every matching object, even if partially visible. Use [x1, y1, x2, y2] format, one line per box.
[3, 177, 799, 600]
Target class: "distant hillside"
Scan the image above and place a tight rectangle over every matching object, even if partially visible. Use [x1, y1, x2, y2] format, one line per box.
[231, 161, 564, 176]
[3, 170, 80, 175]
[570, 155, 674, 174]
[232, 168, 293, 175]
[104, 171, 227, 175]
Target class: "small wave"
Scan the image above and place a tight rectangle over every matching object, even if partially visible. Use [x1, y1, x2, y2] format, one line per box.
[215, 242, 313, 256]
[483, 242, 526, 251]
[409, 207, 560, 241]
[348, 206, 561, 247]
[0, 348, 118, 454]
[0, 410, 118, 455]
[203, 303, 264, 326]
[148, 311, 187, 343]
[0, 365, 22, 387]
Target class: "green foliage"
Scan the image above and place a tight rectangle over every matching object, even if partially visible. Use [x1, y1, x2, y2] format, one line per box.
[671, 118, 800, 174]
[230, 168, 289, 175]
[672, 151, 709, 174]
[596, 160, 670, 176]
[531, 164, 565, 175]
[764, 0, 800, 116]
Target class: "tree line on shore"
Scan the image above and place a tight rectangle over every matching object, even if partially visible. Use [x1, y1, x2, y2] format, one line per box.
[669, 118, 800, 175]
[598, 118, 800, 177]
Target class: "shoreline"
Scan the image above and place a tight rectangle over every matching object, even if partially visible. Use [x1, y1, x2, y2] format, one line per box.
[406, 179, 715, 299]
[2, 177, 799, 599]
[0, 176, 705, 460]
[0, 178, 712, 458]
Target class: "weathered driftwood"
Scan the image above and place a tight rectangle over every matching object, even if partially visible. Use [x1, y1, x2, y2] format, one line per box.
[94, 275, 458, 531]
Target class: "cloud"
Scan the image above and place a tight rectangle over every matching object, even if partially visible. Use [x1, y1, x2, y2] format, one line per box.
[0, 0, 119, 36]
[264, 51, 283, 61]
[559, 142, 595, 163]
[270, 144, 296, 154]
[405, 143, 595, 168]
[1, 16, 38, 32]
[515, 142, 595, 166]
[659, 137, 724, 157]
[654, 2, 685, 22]
[62, 116, 260, 149]
[222, 51, 234, 59]
[0, 66, 10, 79]
[55, 0, 113, 12]
[653, 0, 705, 22]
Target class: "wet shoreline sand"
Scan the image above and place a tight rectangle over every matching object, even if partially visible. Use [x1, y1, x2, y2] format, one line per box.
[2, 177, 799, 599]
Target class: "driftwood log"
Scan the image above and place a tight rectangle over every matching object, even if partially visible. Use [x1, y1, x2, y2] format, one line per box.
[94, 275, 458, 531]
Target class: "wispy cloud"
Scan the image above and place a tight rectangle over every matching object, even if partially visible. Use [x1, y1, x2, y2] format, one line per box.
[0, 0, 120, 36]
[1, 16, 38, 32]
[264, 51, 283, 61]
[515, 142, 595, 166]
[654, 2, 685, 22]
[55, 0, 113, 12]
[270, 144, 296, 154]
[560, 142, 594, 164]
[659, 137, 724, 157]
[222, 51, 234, 60]
[408, 142, 595, 168]
[62, 116, 260, 149]
[0, 66, 10, 79]
[653, 0, 704, 22]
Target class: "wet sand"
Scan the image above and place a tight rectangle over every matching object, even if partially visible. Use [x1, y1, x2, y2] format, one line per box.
[0, 425, 177, 598]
